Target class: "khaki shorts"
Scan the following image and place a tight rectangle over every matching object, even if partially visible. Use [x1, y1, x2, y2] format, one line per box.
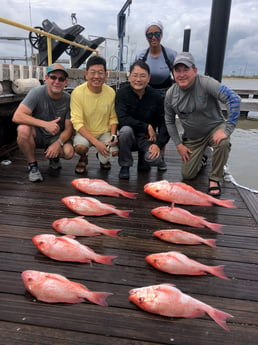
[73, 131, 118, 153]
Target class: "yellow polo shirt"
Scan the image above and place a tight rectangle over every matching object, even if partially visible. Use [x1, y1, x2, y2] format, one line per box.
[70, 82, 118, 137]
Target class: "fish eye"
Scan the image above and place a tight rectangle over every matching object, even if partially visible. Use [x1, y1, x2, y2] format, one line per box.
[139, 297, 144, 303]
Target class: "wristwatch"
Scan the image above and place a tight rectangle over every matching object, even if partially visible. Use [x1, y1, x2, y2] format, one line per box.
[58, 139, 64, 147]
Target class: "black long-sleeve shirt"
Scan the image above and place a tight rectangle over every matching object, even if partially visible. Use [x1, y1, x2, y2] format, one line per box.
[115, 85, 169, 148]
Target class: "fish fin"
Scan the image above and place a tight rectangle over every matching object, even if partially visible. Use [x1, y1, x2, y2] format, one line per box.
[95, 255, 117, 265]
[85, 291, 113, 306]
[207, 307, 233, 331]
[102, 229, 121, 237]
[115, 209, 133, 218]
[206, 222, 224, 234]
[205, 239, 217, 248]
[214, 199, 237, 209]
[120, 191, 138, 199]
[210, 265, 230, 280]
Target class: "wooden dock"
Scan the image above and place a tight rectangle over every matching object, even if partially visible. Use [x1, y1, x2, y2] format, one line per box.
[0, 143, 257, 345]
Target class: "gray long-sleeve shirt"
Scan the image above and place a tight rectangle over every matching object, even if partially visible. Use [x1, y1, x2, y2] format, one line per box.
[164, 74, 241, 146]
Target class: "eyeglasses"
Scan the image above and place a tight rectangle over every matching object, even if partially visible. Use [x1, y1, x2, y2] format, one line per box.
[88, 70, 106, 76]
[48, 75, 67, 82]
[146, 31, 162, 39]
[130, 73, 148, 79]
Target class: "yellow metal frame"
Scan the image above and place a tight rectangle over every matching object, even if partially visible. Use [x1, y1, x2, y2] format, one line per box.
[0, 17, 99, 65]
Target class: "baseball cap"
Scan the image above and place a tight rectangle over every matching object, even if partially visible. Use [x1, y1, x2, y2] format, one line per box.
[173, 52, 195, 68]
[47, 63, 68, 77]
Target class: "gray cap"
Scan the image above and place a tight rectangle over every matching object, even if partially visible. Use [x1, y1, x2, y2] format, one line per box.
[173, 52, 195, 68]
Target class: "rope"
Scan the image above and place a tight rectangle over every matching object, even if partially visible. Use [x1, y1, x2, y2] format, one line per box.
[224, 165, 258, 194]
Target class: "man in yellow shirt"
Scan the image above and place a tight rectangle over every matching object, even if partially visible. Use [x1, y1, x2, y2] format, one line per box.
[71, 55, 119, 173]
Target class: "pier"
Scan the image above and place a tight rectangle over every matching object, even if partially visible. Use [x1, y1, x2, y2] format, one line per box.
[0, 143, 257, 345]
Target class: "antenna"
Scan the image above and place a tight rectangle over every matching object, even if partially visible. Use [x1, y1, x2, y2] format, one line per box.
[71, 13, 77, 25]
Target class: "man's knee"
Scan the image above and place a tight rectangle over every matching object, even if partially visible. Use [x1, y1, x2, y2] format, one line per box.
[74, 144, 88, 156]
[63, 144, 74, 160]
[17, 124, 33, 139]
[119, 126, 134, 140]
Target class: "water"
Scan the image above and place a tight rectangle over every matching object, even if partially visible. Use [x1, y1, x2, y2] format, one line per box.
[222, 78, 258, 192]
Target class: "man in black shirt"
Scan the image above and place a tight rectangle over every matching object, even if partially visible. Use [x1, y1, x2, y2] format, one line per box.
[115, 60, 169, 179]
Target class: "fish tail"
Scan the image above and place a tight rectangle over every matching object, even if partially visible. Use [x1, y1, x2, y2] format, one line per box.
[121, 191, 138, 199]
[207, 307, 233, 331]
[103, 229, 121, 237]
[95, 255, 117, 265]
[115, 209, 133, 218]
[205, 239, 217, 248]
[86, 291, 113, 306]
[206, 222, 224, 234]
[215, 199, 237, 208]
[210, 265, 230, 280]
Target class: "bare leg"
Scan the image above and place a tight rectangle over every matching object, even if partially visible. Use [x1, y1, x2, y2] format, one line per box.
[74, 145, 89, 174]
[17, 125, 36, 163]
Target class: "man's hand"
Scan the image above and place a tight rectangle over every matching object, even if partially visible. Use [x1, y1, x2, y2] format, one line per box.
[213, 128, 227, 145]
[45, 140, 62, 159]
[176, 143, 192, 163]
[44, 117, 61, 135]
[95, 141, 110, 157]
[148, 144, 160, 159]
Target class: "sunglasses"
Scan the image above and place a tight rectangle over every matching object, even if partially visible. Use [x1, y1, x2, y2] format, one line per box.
[48, 75, 67, 82]
[146, 31, 162, 39]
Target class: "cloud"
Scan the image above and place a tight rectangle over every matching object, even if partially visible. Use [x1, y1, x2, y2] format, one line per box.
[0, 0, 257, 75]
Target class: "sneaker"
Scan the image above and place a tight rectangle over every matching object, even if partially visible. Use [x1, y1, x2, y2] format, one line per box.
[119, 166, 129, 179]
[49, 158, 62, 170]
[157, 158, 167, 171]
[28, 165, 43, 182]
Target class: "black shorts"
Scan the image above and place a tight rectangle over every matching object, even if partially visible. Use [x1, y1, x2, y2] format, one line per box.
[34, 127, 59, 149]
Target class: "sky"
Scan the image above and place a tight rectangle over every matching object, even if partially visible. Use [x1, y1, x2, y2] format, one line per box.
[0, 0, 257, 76]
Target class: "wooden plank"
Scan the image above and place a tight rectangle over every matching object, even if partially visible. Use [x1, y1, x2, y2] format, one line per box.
[0, 143, 257, 345]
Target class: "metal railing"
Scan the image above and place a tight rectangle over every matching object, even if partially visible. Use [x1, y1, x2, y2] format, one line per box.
[0, 17, 99, 65]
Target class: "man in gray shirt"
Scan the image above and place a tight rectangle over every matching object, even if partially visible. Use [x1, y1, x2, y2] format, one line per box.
[13, 64, 74, 182]
[165, 52, 241, 196]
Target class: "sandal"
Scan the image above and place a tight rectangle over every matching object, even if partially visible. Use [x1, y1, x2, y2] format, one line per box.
[208, 179, 221, 197]
[75, 156, 88, 174]
[100, 161, 111, 170]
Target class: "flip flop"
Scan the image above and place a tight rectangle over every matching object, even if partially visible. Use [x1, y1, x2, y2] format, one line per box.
[208, 180, 221, 197]
[75, 157, 88, 174]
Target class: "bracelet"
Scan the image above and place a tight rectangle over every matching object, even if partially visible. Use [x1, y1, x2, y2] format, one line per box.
[58, 139, 64, 147]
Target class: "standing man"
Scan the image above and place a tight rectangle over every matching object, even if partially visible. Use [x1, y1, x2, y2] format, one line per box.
[12, 63, 74, 182]
[115, 60, 170, 179]
[70, 55, 118, 174]
[165, 52, 241, 196]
